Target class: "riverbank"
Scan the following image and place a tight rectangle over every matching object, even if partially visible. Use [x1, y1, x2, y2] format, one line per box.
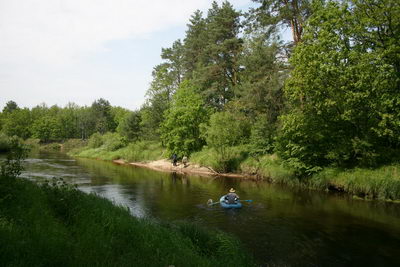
[113, 158, 255, 179]
[0, 175, 255, 266]
[72, 141, 400, 202]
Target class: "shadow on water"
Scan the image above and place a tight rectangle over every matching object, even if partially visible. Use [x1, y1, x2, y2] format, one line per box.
[21, 151, 400, 266]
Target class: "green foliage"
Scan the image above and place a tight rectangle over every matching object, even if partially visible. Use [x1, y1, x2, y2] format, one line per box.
[2, 108, 32, 139]
[240, 154, 296, 183]
[309, 164, 400, 200]
[0, 132, 11, 152]
[249, 114, 276, 155]
[88, 132, 104, 148]
[91, 98, 117, 134]
[87, 132, 126, 151]
[119, 141, 165, 162]
[31, 116, 62, 142]
[140, 41, 184, 140]
[190, 145, 250, 173]
[58, 103, 81, 139]
[247, 0, 313, 44]
[110, 106, 131, 127]
[189, 1, 243, 109]
[0, 177, 255, 266]
[61, 139, 88, 153]
[277, 0, 400, 173]
[117, 111, 141, 141]
[1, 137, 29, 178]
[101, 132, 127, 151]
[201, 111, 250, 171]
[160, 81, 210, 156]
[236, 36, 286, 120]
[2, 100, 19, 113]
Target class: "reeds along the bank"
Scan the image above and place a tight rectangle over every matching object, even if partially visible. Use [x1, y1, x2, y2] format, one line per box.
[310, 165, 400, 200]
[0, 177, 255, 266]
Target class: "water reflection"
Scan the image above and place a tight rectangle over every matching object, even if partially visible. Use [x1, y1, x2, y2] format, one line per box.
[21, 152, 400, 266]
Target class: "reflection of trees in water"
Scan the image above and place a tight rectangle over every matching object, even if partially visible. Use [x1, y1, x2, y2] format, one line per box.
[170, 172, 189, 185]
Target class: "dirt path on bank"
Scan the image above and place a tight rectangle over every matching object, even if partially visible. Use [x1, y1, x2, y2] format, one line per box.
[112, 159, 255, 179]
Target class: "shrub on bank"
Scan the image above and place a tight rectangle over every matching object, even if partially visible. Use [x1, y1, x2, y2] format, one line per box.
[240, 155, 296, 184]
[0, 177, 255, 266]
[190, 145, 249, 173]
[61, 139, 88, 153]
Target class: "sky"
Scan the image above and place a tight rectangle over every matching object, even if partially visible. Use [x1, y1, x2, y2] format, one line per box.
[0, 0, 257, 111]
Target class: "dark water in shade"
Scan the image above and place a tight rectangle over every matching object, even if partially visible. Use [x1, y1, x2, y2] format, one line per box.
[20, 152, 400, 266]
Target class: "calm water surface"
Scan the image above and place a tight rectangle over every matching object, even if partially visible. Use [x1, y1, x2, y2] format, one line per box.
[21, 152, 400, 266]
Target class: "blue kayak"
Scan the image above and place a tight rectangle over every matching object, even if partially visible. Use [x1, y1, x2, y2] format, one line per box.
[219, 195, 242, 209]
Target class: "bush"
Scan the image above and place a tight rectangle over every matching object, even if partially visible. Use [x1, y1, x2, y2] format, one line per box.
[61, 139, 88, 153]
[0, 132, 11, 152]
[88, 133, 104, 148]
[191, 145, 250, 173]
[101, 132, 127, 151]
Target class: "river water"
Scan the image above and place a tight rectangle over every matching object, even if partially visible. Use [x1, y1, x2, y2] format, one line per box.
[21, 152, 400, 266]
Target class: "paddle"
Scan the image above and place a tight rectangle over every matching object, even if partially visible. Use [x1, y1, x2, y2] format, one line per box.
[207, 199, 220, 206]
[207, 199, 253, 206]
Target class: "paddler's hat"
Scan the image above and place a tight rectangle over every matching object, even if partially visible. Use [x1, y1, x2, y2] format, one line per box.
[229, 188, 235, 193]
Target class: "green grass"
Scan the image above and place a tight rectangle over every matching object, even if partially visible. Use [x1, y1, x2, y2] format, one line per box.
[308, 165, 400, 200]
[74, 140, 165, 162]
[190, 145, 249, 173]
[0, 176, 255, 266]
[240, 155, 298, 185]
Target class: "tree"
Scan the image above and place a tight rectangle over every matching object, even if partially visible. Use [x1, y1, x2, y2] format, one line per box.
[248, 0, 314, 45]
[77, 107, 95, 139]
[91, 98, 116, 134]
[2, 108, 32, 139]
[117, 111, 142, 141]
[140, 41, 185, 140]
[276, 0, 400, 173]
[236, 36, 287, 121]
[203, 111, 250, 157]
[32, 116, 62, 142]
[2, 101, 19, 113]
[183, 10, 208, 78]
[160, 81, 210, 156]
[58, 103, 80, 139]
[184, 1, 243, 109]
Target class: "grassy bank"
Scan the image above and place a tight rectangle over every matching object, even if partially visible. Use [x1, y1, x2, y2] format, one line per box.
[0, 176, 254, 266]
[191, 148, 400, 201]
[23, 138, 88, 153]
[74, 140, 165, 162]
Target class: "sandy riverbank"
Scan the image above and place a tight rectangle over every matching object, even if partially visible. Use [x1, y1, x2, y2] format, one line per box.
[112, 159, 255, 179]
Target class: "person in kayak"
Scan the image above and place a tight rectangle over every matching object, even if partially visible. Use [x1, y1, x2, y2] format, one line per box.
[224, 188, 239, 204]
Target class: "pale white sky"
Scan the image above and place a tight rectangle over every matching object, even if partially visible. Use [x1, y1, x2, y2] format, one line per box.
[0, 0, 255, 111]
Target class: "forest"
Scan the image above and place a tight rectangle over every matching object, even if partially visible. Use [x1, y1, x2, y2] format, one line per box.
[1, 0, 399, 191]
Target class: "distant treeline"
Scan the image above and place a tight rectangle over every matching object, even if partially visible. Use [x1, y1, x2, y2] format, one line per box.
[1, 0, 399, 175]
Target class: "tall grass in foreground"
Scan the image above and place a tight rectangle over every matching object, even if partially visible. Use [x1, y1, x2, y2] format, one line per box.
[0, 177, 255, 266]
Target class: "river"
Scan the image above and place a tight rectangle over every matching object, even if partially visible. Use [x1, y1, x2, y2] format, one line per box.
[21, 151, 400, 266]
